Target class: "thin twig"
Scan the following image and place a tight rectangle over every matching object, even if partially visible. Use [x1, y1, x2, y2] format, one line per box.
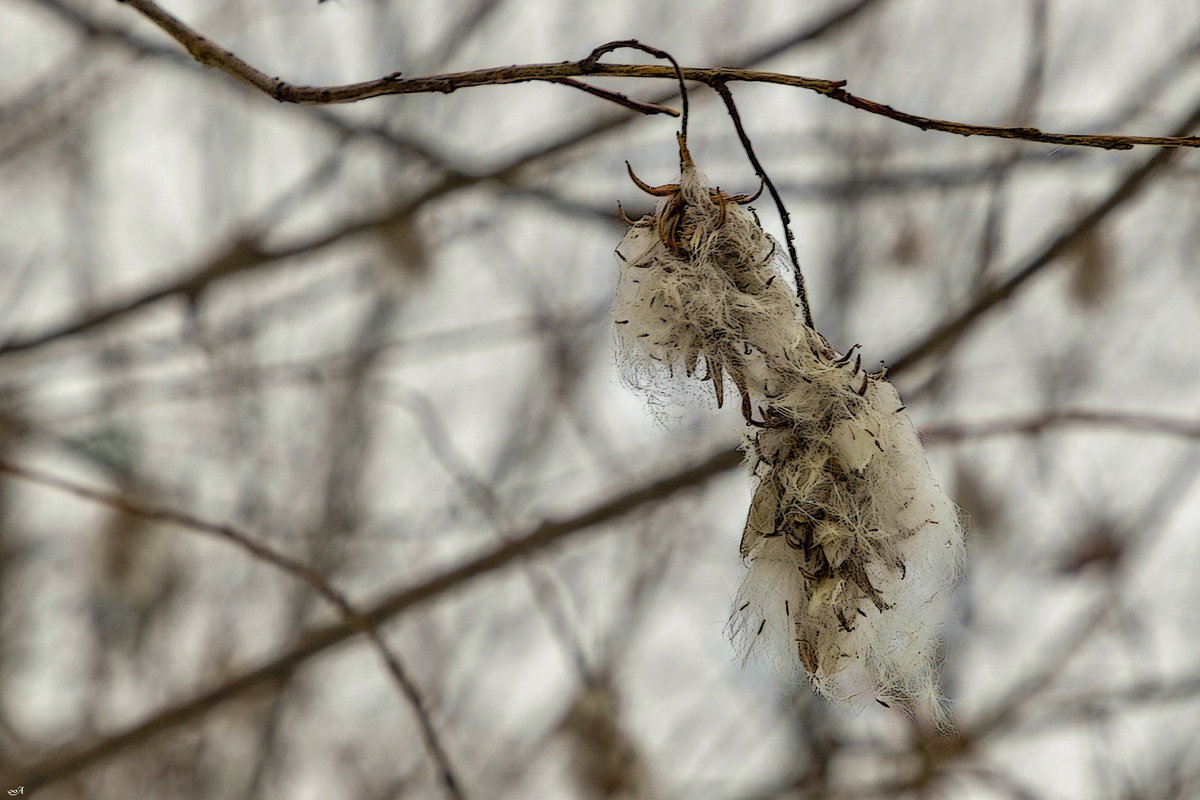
[385, 388, 592, 679]
[733, 0, 889, 63]
[113, 1, 1200, 151]
[0, 444, 742, 791]
[547, 77, 679, 117]
[1030, 673, 1200, 730]
[41, 0, 879, 178]
[710, 79, 814, 328]
[889, 98, 1200, 374]
[0, 460, 467, 799]
[921, 410, 1200, 445]
[584, 40, 690, 143]
[0, 236, 268, 357]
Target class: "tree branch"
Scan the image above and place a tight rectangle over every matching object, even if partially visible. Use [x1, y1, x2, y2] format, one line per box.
[115, 0, 1200, 151]
[889, 98, 1200, 375]
[921, 409, 1200, 445]
[0, 460, 467, 799]
[0, 445, 741, 790]
[711, 80, 812, 327]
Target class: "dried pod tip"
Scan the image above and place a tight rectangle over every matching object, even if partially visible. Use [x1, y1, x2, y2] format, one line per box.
[727, 177, 765, 205]
[625, 161, 677, 197]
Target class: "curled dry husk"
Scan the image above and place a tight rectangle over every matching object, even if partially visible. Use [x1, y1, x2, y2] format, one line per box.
[612, 137, 965, 722]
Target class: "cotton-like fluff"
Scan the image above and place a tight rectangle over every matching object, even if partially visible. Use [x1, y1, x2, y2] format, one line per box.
[612, 136, 818, 417]
[612, 137, 965, 723]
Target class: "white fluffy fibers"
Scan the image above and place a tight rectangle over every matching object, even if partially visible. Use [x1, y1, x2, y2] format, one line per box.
[612, 139, 965, 723]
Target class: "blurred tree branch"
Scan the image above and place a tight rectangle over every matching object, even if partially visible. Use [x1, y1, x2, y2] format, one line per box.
[14, 393, 1198, 789]
[0, 460, 467, 799]
[0, 445, 740, 790]
[923, 410, 1200, 444]
[889, 97, 1200, 374]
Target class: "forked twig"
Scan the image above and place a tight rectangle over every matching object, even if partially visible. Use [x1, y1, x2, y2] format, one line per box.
[583, 39, 691, 146]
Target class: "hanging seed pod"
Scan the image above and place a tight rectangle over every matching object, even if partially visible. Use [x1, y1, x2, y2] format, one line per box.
[612, 135, 815, 420]
[613, 132, 964, 725]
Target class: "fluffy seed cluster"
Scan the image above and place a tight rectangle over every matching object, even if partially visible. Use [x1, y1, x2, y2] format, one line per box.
[612, 138, 965, 721]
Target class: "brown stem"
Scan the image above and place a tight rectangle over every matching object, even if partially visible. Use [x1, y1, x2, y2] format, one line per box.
[711, 79, 814, 329]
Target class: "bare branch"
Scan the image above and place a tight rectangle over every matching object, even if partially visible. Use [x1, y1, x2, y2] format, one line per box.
[0, 445, 741, 790]
[922, 410, 1200, 445]
[1031, 673, 1200, 730]
[14, 4, 1153, 366]
[734, 0, 890, 62]
[710, 80, 813, 328]
[0, 460, 467, 799]
[114, 1, 1200, 151]
[0, 236, 268, 357]
[546, 77, 679, 117]
[889, 98, 1200, 374]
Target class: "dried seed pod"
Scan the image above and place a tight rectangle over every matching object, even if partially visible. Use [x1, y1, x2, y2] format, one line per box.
[733, 372, 964, 720]
[613, 136, 826, 420]
[613, 136, 965, 724]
